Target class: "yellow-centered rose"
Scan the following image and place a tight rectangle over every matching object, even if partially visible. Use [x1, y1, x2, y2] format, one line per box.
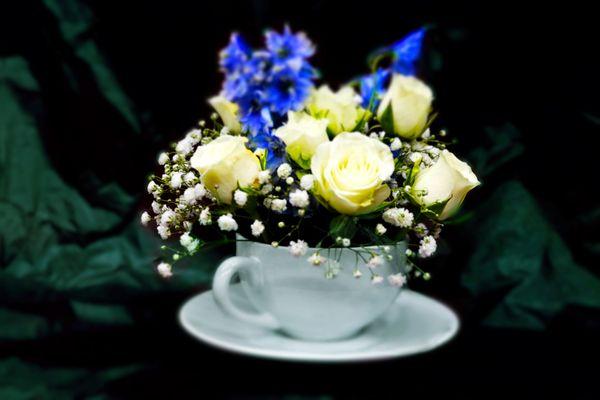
[311, 132, 394, 215]
[377, 74, 433, 139]
[190, 135, 260, 204]
[307, 85, 368, 135]
[209, 96, 242, 133]
[274, 111, 329, 169]
[412, 150, 480, 219]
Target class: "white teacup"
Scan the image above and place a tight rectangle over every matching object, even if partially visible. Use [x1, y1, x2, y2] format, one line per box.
[212, 238, 407, 341]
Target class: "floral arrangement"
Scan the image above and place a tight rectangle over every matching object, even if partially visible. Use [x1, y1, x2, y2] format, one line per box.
[141, 26, 480, 284]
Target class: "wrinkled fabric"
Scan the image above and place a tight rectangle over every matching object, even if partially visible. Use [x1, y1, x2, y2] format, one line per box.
[462, 181, 600, 330]
[1, 1, 223, 396]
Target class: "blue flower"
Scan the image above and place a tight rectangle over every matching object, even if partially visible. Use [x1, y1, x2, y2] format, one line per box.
[390, 28, 426, 75]
[219, 33, 251, 74]
[263, 27, 316, 116]
[356, 28, 426, 110]
[264, 64, 315, 115]
[249, 131, 286, 169]
[265, 25, 315, 62]
[218, 27, 316, 136]
[359, 68, 390, 109]
[239, 105, 273, 136]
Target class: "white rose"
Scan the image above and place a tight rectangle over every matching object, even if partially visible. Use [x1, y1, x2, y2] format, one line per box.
[377, 74, 433, 139]
[307, 85, 368, 134]
[311, 132, 394, 215]
[274, 111, 329, 168]
[208, 96, 242, 133]
[412, 150, 480, 219]
[190, 135, 260, 204]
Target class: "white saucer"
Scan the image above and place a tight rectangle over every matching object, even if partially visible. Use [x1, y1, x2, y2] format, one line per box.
[179, 285, 459, 362]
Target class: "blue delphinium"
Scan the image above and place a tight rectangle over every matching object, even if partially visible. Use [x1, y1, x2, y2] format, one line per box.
[265, 26, 315, 61]
[358, 28, 426, 110]
[389, 28, 426, 75]
[359, 68, 391, 110]
[264, 64, 315, 115]
[218, 26, 316, 146]
[251, 132, 287, 168]
[219, 33, 251, 74]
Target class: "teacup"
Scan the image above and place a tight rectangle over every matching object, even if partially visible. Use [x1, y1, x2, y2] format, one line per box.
[212, 237, 406, 341]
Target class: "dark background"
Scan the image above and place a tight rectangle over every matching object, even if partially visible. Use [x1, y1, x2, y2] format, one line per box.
[1, 0, 599, 398]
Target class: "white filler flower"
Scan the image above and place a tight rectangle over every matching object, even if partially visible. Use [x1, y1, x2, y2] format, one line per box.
[300, 174, 315, 190]
[157, 262, 173, 278]
[289, 240, 308, 257]
[382, 207, 414, 228]
[199, 208, 211, 225]
[418, 235, 437, 258]
[140, 212, 152, 226]
[277, 163, 292, 179]
[183, 187, 198, 205]
[147, 181, 158, 194]
[157, 225, 170, 239]
[308, 253, 325, 266]
[158, 152, 169, 165]
[390, 137, 402, 151]
[184, 171, 196, 184]
[388, 273, 407, 287]
[250, 220, 265, 237]
[179, 232, 199, 253]
[258, 170, 271, 184]
[170, 172, 183, 189]
[289, 189, 309, 208]
[367, 255, 384, 268]
[160, 209, 176, 226]
[270, 199, 287, 212]
[233, 190, 248, 206]
[217, 214, 238, 231]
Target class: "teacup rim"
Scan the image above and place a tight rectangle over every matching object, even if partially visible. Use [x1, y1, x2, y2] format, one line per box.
[235, 234, 406, 252]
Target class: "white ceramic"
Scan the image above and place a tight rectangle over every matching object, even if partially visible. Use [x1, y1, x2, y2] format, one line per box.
[179, 285, 459, 362]
[212, 238, 407, 341]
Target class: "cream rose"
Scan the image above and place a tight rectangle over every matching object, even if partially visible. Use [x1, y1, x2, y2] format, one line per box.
[208, 96, 242, 133]
[377, 74, 433, 139]
[307, 85, 368, 134]
[190, 135, 260, 204]
[311, 132, 394, 215]
[412, 150, 480, 219]
[274, 111, 329, 168]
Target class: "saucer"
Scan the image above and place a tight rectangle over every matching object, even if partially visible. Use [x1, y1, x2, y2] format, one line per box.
[179, 285, 459, 362]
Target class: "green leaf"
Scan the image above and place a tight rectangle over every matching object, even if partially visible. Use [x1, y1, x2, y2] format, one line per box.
[353, 108, 372, 132]
[258, 150, 268, 170]
[419, 197, 451, 219]
[379, 103, 395, 135]
[405, 157, 421, 185]
[295, 154, 311, 170]
[329, 215, 358, 240]
[422, 111, 439, 132]
[428, 198, 450, 215]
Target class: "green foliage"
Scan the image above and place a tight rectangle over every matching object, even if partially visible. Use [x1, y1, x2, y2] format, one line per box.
[379, 103, 395, 134]
[420, 197, 450, 219]
[405, 157, 421, 185]
[329, 215, 358, 240]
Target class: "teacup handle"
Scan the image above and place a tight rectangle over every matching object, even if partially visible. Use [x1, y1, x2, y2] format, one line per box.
[212, 256, 280, 330]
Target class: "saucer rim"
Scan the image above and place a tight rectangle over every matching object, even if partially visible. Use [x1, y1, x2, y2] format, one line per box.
[178, 289, 460, 363]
